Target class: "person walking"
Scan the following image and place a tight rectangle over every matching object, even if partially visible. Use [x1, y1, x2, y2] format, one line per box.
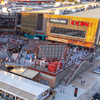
[60, 88, 62, 93]
[2, 58, 4, 64]
[63, 88, 65, 93]
[1, 59, 2, 65]
[24, 60, 26, 65]
[9, 59, 10, 62]
[81, 81, 83, 85]
[18, 60, 20, 64]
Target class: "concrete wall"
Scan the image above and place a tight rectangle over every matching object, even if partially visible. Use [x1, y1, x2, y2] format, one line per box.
[83, 53, 93, 61]
[55, 64, 75, 87]
[33, 73, 56, 88]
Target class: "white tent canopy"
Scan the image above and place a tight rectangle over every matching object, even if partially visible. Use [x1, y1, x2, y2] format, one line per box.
[22, 69, 39, 79]
[10, 67, 27, 75]
[0, 70, 50, 100]
[10, 67, 39, 79]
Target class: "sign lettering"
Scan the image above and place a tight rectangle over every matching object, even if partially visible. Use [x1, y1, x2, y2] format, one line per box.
[47, 36, 68, 43]
[49, 18, 68, 25]
[71, 21, 92, 27]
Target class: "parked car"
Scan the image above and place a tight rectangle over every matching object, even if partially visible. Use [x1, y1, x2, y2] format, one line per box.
[92, 93, 100, 100]
[71, 8, 77, 13]
[93, 67, 100, 74]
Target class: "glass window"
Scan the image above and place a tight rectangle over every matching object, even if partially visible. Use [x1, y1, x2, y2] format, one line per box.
[50, 27, 86, 38]
[41, 79, 44, 84]
[45, 81, 49, 85]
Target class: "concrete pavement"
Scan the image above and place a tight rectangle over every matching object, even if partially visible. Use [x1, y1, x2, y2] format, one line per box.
[54, 56, 100, 100]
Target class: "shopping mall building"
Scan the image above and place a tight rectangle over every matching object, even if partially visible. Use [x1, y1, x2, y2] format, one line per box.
[44, 14, 99, 44]
[19, 8, 100, 45]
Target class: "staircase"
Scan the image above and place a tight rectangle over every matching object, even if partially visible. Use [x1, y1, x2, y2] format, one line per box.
[61, 60, 93, 86]
[65, 61, 93, 86]
[7, 49, 14, 62]
[61, 64, 77, 85]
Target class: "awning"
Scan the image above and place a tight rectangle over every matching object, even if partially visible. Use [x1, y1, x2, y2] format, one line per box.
[82, 42, 94, 48]
[72, 40, 84, 46]
[7, 86, 21, 94]
[10, 68, 39, 79]
[46, 36, 94, 48]
[0, 82, 10, 90]
[21, 69, 39, 79]
[67, 39, 73, 44]
[17, 90, 36, 100]
[10, 67, 27, 75]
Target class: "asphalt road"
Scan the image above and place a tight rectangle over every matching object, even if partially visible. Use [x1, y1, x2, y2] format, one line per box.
[77, 73, 100, 100]
[77, 75, 100, 100]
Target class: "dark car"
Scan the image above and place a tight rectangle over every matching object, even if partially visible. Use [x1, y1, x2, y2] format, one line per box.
[92, 93, 100, 100]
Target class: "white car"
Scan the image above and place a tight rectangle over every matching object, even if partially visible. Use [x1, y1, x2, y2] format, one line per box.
[71, 9, 77, 13]
[93, 67, 100, 74]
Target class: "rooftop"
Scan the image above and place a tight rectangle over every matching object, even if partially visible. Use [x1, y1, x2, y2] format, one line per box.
[66, 8, 100, 18]
[0, 70, 50, 99]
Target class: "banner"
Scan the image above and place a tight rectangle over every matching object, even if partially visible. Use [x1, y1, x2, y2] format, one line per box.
[49, 18, 68, 25]
[26, 54, 34, 59]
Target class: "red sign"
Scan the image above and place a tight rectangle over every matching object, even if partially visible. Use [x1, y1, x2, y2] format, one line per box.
[71, 21, 92, 27]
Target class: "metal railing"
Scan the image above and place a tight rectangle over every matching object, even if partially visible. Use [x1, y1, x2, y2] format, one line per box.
[66, 60, 93, 86]
[6, 48, 14, 62]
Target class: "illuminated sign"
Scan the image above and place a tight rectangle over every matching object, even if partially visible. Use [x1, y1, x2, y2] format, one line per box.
[71, 21, 92, 27]
[46, 36, 68, 43]
[49, 18, 68, 24]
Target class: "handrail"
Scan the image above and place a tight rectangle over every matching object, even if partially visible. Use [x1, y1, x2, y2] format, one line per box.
[6, 48, 14, 62]
[15, 46, 24, 62]
[66, 60, 92, 86]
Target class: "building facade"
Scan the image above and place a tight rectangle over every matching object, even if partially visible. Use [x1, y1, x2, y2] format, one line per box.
[0, 13, 18, 35]
[44, 14, 99, 46]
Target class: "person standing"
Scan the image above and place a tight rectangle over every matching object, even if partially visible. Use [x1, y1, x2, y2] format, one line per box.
[2, 58, 4, 64]
[9, 59, 10, 62]
[60, 88, 62, 93]
[24, 60, 26, 65]
[18, 60, 20, 64]
[1, 59, 2, 65]
[81, 81, 83, 85]
[63, 88, 65, 93]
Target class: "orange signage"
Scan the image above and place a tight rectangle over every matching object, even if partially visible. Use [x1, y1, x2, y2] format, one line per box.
[46, 36, 68, 43]
[71, 21, 92, 27]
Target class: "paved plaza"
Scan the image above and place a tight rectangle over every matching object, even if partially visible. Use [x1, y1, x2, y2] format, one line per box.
[54, 56, 100, 100]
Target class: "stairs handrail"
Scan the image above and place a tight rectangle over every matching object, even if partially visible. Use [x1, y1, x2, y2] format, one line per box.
[66, 60, 93, 86]
[6, 48, 14, 62]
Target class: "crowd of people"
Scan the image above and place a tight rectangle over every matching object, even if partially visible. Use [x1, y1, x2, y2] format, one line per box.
[63, 46, 90, 67]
